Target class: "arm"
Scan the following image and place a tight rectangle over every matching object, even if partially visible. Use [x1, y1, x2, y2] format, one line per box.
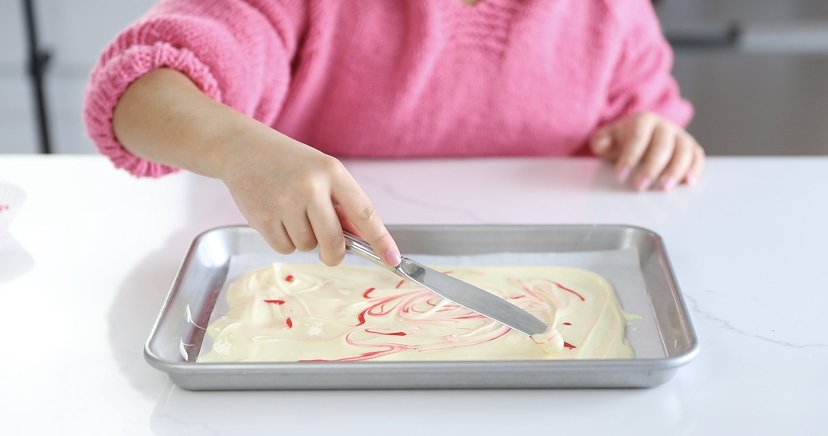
[113, 68, 401, 267]
[85, 1, 398, 265]
[83, 0, 297, 177]
[591, 0, 704, 191]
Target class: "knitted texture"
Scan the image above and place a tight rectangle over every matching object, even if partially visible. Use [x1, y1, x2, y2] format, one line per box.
[84, 0, 692, 177]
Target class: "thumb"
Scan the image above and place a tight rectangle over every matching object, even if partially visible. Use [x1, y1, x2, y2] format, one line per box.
[589, 125, 616, 158]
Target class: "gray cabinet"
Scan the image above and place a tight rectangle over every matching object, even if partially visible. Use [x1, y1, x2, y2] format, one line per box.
[659, 0, 828, 155]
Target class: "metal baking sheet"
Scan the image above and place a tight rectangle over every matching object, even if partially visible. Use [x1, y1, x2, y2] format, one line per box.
[144, 225, 699, 390]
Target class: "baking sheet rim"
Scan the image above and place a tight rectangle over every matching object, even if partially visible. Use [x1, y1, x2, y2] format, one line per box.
[144, 224, 699, 384]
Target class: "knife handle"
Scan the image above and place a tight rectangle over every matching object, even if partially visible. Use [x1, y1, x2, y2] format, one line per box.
[343, 231, 396, 271]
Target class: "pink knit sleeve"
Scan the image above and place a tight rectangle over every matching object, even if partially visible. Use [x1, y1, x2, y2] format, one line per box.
[600, 0, 693, 128]
[83, 0, 305, 177]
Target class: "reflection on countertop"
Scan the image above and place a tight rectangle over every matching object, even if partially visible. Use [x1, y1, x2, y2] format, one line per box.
[0, 232, 34, 283]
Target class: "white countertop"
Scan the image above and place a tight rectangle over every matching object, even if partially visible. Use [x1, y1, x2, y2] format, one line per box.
[0, 155, 825, 435]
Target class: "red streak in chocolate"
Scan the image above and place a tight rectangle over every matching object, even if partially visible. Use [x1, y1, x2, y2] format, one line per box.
[563, 322, 572, 326]
[552, 281, 585, 301]
[365, 329, 407, 336]
[455, 314, 485, 320]
[355, 293, 427, 326]
[285, 317, 293, 328]
[362, 287, 376, 298]
[263, 299, 285, 305]
[564, 342, 576, 349]
[395, 279, 405, 289]
[300, 348, 396, 363]
[284, 274, 295, 282]
[356, 309, 367, 326]
[0, 204, 9, 212]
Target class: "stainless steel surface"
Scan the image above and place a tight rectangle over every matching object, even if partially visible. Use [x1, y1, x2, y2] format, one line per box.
[343, 231, 548, 336]
[144, 225, 699, 390]
[342, 231, 392, 269]
[396, 258, 548, 336]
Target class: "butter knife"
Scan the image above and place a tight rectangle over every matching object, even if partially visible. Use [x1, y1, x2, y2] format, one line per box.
[343, 232, 549, 336]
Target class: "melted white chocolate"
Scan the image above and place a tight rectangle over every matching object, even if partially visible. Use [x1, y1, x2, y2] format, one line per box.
[198, 264, 635, 362]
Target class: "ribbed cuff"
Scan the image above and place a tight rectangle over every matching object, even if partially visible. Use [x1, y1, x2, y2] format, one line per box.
[83, 42, 223, 178]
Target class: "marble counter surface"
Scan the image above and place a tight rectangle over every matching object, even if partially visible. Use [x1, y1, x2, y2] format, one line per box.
[0, 155, 825, 435]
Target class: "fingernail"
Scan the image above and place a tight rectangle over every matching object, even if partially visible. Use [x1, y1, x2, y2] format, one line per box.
[635, 177, 651, 191]
[616, 165, 631, 182]
[685, 174, 697, 185]
[385, 248, 402, 266]
[661, 177, 677, 191]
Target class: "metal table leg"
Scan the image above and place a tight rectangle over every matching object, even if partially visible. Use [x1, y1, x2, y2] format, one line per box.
[21, 0, 53, 154]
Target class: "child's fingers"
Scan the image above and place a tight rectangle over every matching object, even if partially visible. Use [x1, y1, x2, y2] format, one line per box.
[334, 203, 361, 236]
[261, 221, 296, 255]
[615, 114, 658, 181]
[684, 142, 705, 185]
[632, 125, 675, 191]
[656, 134, 695, 191]
[307, 199, 346, 266]
[333, 175, 401, 267]
[283, 213, 318, 252]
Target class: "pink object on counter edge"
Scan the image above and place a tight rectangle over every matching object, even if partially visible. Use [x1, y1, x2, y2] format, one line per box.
[0, 183, 26, 235]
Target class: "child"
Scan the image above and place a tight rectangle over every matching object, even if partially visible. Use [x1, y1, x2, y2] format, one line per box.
[84, 0, 704, 268]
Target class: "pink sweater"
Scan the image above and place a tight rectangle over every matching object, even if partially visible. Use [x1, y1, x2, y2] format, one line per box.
[84, 0, 692, 178]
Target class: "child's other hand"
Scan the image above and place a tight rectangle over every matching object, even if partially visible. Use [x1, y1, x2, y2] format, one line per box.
[219, 134, 401, 267]
[589, 112, 705, 191]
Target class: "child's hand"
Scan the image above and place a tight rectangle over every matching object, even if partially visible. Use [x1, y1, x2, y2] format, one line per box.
[589, 112, 705, 191]
[112, 69, 399, 268]
[219, 132, 401, 267]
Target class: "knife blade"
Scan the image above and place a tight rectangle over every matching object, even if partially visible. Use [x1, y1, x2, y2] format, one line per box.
[343, 232, 549, 336]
